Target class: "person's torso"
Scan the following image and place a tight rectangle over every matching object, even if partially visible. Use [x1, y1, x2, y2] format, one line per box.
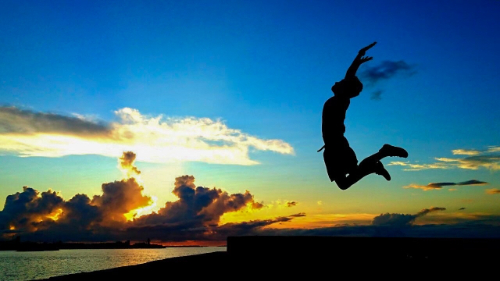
[322, 95, 350, 145]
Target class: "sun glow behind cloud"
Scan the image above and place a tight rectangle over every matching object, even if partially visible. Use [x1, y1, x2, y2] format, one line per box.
[0, 107, 294, 165]
[117, 151, 158, 220]
[0, 152, 271, 243]
[45, 208, 63, 221]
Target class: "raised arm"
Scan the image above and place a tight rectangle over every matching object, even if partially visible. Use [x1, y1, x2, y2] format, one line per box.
[345, 42, 377, 79]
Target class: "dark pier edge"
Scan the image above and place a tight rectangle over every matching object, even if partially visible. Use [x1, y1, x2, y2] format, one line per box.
[227, 236, 500, 262]
[226, 236, 500, 275]
[45, 236, 499, 279]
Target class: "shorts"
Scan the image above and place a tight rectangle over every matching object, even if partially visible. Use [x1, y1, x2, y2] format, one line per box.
[323, 137, 358, 182]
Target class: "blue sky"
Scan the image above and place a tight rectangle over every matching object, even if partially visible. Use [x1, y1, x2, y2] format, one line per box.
[1, 0, 500, 242]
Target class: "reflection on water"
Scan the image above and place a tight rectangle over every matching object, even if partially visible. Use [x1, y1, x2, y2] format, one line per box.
[0, 247, 226, 281]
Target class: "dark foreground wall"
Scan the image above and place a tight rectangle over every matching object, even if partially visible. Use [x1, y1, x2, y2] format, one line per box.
[227, 236, 500, 262]
[227, 236, 500, 275]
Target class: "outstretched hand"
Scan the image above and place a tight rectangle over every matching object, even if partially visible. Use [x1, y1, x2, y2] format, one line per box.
[345, 41, 377, 78]
[358, 42, 377, 56]
[359, 56, 373, 63]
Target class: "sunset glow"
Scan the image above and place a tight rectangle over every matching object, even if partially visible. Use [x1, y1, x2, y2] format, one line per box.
[125, 196, 158, 221]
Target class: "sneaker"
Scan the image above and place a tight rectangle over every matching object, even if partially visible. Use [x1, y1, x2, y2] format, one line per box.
[380, 144, 408, 158]
[374, 161, 391, 181]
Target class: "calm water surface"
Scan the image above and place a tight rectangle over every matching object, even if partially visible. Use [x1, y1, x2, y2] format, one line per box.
[0, 247, 226, 280]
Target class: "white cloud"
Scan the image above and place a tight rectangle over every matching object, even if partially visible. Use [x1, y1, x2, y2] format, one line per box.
[389, 146, 500, 171]
[388, 161, 450, 171]
[487, 146, 500, 153]
[0, 107, 294, 165]
[452, 149, 480, 156]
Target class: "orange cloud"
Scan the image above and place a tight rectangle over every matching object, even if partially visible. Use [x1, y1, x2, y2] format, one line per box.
[0, 153, 271, 243]
[91, 178, 153, 224]
[486, 188, 500, 195]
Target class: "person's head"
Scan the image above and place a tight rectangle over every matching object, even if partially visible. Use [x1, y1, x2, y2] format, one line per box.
[331, 76, 363, 98]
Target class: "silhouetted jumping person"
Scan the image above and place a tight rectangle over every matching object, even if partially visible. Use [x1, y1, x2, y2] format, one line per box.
[319, 42, 408, 190]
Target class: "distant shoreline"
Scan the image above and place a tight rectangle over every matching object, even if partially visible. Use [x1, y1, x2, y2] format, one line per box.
[0, 243, 224, 251]
[0, 240, 167, 251]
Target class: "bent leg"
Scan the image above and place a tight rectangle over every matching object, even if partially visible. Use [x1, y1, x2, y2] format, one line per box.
[335, 166, 374, 190]
[336, 160, 392, 190]
[330, 144, 407, 190]
[358, 151, 384, 171]
[358, 144, 408, 171]
[334, 176, 353, 190]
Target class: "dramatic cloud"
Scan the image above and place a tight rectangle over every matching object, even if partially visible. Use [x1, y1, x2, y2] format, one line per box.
[0, 152, 278, 243]
[4, 180, 280, 242]
[0, 187, 64, 233]
[389, 146, 500, 171]
[59, 194, 102, 229]
[404, 180, 488, 191]
[286, 201, 298, 208]
[134, 175, 263, 227]
[372, 207, 446, 226]
[0, 178, 152, 236]
[91, 178, 153, 224]
[486, 189, 500, 195]
[0, 106, 294, 165]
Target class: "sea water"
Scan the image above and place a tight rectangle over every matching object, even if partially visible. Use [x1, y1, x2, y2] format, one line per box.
[0, 247, 226, 280]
